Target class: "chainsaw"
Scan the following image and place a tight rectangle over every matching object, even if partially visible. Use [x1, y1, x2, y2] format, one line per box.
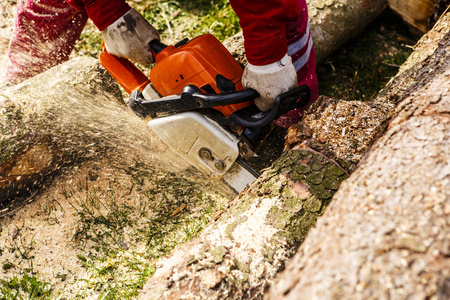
[99, 34, 310, 193]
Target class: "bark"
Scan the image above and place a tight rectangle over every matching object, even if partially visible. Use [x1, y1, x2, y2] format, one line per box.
[266, 11, 450, 300]
[139, 150, 349, 299]
[222, 0, 387, 65]
[307, 0, 387, 63]
[388, 0, 449, 37]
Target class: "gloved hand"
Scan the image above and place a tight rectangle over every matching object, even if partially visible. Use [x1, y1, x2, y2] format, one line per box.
[242, 54, 298, 112]
[102, 8, 160, 65]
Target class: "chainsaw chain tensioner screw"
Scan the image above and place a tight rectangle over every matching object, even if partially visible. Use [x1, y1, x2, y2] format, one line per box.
[199, 148, 213, 161]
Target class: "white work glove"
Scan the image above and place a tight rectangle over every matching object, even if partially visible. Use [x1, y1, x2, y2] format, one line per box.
[242, 54, 298, 112]
[102, 8, 160, 65]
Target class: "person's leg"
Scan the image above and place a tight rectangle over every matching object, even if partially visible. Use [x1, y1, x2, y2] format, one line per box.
[275, 0, 318, 128]
[6, 0, 88, 84]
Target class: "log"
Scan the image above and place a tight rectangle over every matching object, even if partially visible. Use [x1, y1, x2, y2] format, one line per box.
[138, 150, 349, 299]
[307, 0, 387, 63]
[388, 0, 450, 37]
[266, 11, 450, 300]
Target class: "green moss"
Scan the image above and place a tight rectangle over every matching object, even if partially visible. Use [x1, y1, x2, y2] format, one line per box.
[269, 230, 299, 249]
[309, 183, 334, 201]
[257, 148, 352, 253]
[281, 192, 304, 213]
[305, 170, 325, 185]
[225, 215, 248, 240]
[264, 245, 275, 263]
[287, 210, 319, 241]
[265, 206, 294, 230]
[295, 163, 311, 175]
[329, 163, 346, 176]
[323, 175, 342, 190]
[209, 246, 228, 264]
[303, 195, 322, 213]
[233, 259, 251, 273]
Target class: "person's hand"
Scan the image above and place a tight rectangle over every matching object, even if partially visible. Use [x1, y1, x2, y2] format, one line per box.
[242, 54, 298, 112]
[102, 8, 160, 65]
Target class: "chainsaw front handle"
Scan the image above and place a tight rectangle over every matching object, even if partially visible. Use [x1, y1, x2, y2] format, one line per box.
[129, 84, 310, 128]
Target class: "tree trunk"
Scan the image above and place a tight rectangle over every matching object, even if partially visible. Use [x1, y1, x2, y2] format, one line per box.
[266, 11, 450, 300]
[388, 0, 449, 37]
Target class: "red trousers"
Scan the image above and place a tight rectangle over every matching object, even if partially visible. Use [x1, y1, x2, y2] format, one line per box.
[6, 0, 88, 84]
[276, 3, 318, 128]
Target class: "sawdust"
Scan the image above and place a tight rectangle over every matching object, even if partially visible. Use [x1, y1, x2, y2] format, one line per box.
[0, 160, 104, 293]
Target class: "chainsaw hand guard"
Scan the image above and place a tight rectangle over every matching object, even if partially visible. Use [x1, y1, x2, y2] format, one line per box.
[128, 85, 258, 117]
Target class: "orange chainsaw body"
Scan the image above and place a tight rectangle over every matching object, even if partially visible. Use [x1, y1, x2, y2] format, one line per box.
[99, 34, 252, 117]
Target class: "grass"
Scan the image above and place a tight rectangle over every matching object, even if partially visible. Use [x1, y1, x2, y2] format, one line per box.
[316, 9, 415, 101]
[0, 274, 52, 299]
[51, 163, 227, 299]
[0, 227, 52, 300]
[139, 0, 240, 42]
[74, 0, 240, 59]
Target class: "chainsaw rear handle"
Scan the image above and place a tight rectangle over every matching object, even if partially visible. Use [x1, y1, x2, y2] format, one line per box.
[129, 84, 310, 127]
[229, 84, 310, 128]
